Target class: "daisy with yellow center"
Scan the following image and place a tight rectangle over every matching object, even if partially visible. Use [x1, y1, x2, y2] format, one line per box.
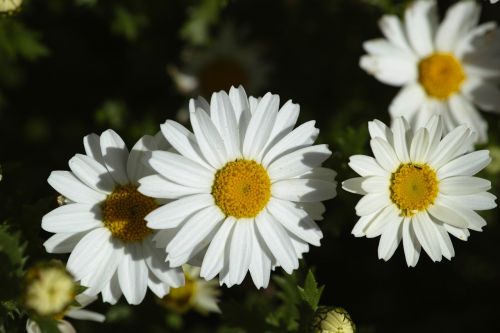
[139, 86, 337, 288]
[360, 0, 500, 144]
[160, 265, 221, 315]
[342, 116, 496, 266]
[42, 130, 184, 305]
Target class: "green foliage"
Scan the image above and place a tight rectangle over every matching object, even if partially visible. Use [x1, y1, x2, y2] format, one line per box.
[180, 0, 229, 46]
[0, 20, 49, 61]
[111, 5, 148, 42]
[361, 0, 411, 15]
[95, 100, 128, 130]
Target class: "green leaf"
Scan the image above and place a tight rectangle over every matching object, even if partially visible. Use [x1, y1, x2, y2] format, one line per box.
[297, 270, 324, 311]
[180, 0, 229, 46]
[111, 6, 148, 42]
[0, 223, 27, 275]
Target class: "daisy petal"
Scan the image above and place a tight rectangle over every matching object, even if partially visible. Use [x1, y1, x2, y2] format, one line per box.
[200, 217, 236, 280]
[42, 203, 102, 233]
[210, 91, 241, 160]
[409, 128, 430, 162]
[437, 150, 490, 178]
[427, 202, 468, 229]
[101, 272, 122, 304]
[118, 244, 148, 305]
[404, 0, 437, 57]
[83, 133, 105, 165]
[440, 192, 496, 211]
[391, 117, 411, 163]
[272, 179, 336, 202]
[100, 129, 130, 185]
[370, 137, 400, 172]
[147, 274, 170, 298]
[439, 176, 491, 195]
[360, 55, 417, 86]
[364, 205, 401, 238]
[138, 175, 207, 199]
[378, 218, 402, 261]
[378, 15, 412, 53]
[461, 77, 500, 113]
[448, 94, 488, 144]
[342, 177, 366, 195]
[127, 135, 157, 184]
[248, 226, 272, 289]
[69, 154, 115, 193]
[402, 218, 421, 267]
[265, 100, 300, 149]
[435, 1, 480, 52]
[228, 219, 253, 286]
[48, 171, 106, 204]
[255, 210, 298, 274]
[43, 232, 87, 254]
[429, 125, 470, 169]
[348, 155, 387, 177]
[413, 212, 442, 262]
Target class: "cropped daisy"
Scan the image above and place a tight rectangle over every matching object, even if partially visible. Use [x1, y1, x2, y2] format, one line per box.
[160, 265, 221, 315]
[42, 130, 184, 304]
[140, 86, 337, 288]
[360, 0, 500, 144]
[343, 116, 496, 266]
[26, 294, 105, 333]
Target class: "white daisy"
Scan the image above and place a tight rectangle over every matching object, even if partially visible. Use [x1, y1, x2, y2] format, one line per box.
[26, 294, 105, 333]
[42, 130, 184, 304]
[342, 115, 496, 266]
[139, 86, 337, 288]
[360, 0, 500, 144]
[160, 265, 221, 315]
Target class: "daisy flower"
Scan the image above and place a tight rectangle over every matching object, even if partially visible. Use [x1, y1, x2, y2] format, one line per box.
[139, 86, 337, 288]
[160, 265, 221, 315]
[312, 307, 356, 333]
[360, 0, 500, 144]
[42, 130, 184, 304]
[342, 116, 496, 266]
[26, 294, 105, 333]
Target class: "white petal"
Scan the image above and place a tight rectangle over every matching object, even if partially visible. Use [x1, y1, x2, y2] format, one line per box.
[391, 117, 411, 163]
[228, 85, 250, 126]
[189, 103, 227, 169]
[444, 224, 469, 241]
[143, 240, 184, 287]
[364, 205, 401, 238]
[264, 100, 300, 151]
[255, 210, 298, 274]
[101, 272, 122, 304]
[370, 137, 400, 172]
[200, 217, 236, 280]
[99, 129, 130, 185]
[83, 133, 105, 165]
[262, 121, 318, 167]
[348, 155, 388, 177]
[404, 0, 437, 57]
[149, 150, 213, 189]
[43, 232, 87, 254]
[378, 15, 413, 53]
[402, 218, 421, 267]
[67, 228, 112, 280]
[435, 1, 480, 52]
[437, 150, 491, 179]
[42, 203, 102, 233]
[147, 273, 171, 298]
[228, 219, 253, 286]
[160, 120, 212, 170]
[296, 167, 337, 182]
[378, 218, 402, 261]
[342, 177, 366, 195]
[461, 77, 500, 113]
[434, 196, 487, 231]
[361, 176, 390, 193]
[146, 194, 213, 229]
[66, 309, 105, 322]
[424, 115, 444, 159]
[413, 212, 442, 262]
[456, 21, 499, 59]
[427, 202, 468, 229]
[166, 206, 224, 265]
[48, 171, 106, 204]
[210, 91, 242, 160]
[409, 128, 430, 162]
[69, 154, 115, 193]
[127, 135, 157, 184]
[440, 192, 496, 211]
[439, 176, 491, 195]
[360, 55, 417, 86]
[243, 93, 280, 159]
[248, 225, 272, 289]
[272, 179, 336, 202]
[118, 244, 149, 305]
[267, 198, 323, 246]
[448, 94, 488, 144]
[368, 119, 393, 143]
[138, 175, 207, 199]
[351, 212, 377, 237]
[428, 222, 455, 260]
[80, 239, 123, 296]
[268, 144, 331, 181]
[429, 125, 471, 169]
[296, 202, 326, 221]
[363, 38, 414, 58]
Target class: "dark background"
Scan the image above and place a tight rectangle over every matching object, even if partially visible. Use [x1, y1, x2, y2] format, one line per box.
[1, 0, 500, 332]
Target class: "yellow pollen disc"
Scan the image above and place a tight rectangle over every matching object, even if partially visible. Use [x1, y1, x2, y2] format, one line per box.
[390, 163, 439, 217]
[161, 274, 197, 313]
[102, 184, 157, 243]
[418, 53, 465, 100]
[212, 159, 271, 218]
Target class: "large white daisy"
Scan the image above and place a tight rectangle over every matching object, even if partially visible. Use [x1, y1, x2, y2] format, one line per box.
[42, 130, 184, 304]
[360, 0, 500, 144]
[139, 86, 337, 288]
[342, 115, 496, 266]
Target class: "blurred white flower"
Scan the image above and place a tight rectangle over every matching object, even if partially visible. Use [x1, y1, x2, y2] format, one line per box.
[360, 0, 500, 144]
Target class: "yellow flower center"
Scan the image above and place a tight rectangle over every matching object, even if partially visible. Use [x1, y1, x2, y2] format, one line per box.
[418, 53, 465, 99]
[102, 184, 157, 242]
[161, 274, 197, 313]
[212, 159, 271, 218]
[390, 163, 439, 217]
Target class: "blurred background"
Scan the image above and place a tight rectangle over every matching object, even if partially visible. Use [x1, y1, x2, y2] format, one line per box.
[1, 0, 500, 332]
